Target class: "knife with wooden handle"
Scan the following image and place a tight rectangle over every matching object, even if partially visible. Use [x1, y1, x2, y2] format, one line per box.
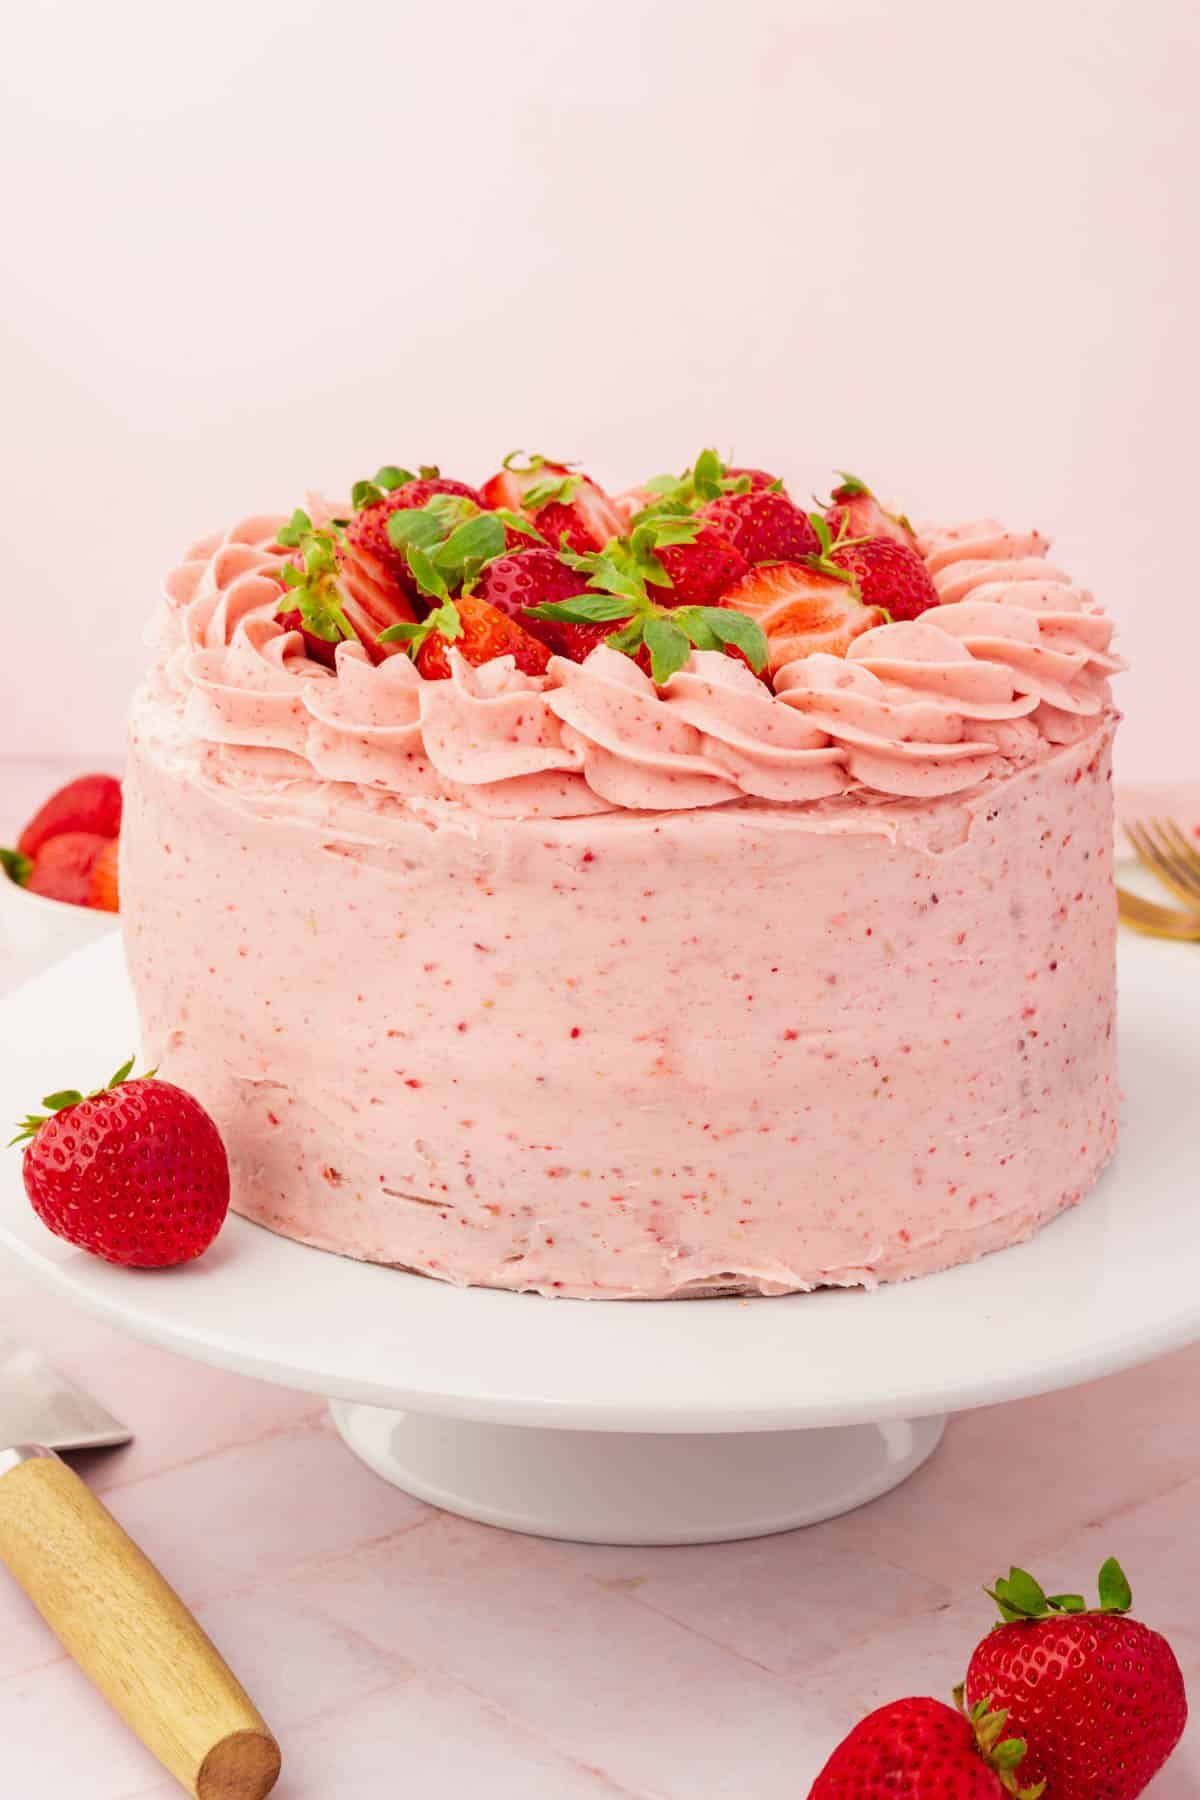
[0, 1445, 281, 1800]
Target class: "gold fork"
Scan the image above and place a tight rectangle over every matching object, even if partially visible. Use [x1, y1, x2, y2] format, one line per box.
[1118, 815, 1200, 938]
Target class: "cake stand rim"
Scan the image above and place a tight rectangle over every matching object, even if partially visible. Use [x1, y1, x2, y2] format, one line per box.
[0, 928, 1196, 1435]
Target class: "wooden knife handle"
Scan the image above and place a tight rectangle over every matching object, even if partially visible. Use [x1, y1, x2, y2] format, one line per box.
[0, 1448, 281, 1799]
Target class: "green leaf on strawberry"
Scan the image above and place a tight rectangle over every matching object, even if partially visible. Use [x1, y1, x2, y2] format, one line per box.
[375, 464, 415, 491]
[436, 513, 508, 585]
[801, 509, 864, 588]
[635, 449, 765, 523]
[501, 450, 553, 474]
[1098, 1556, 1133, 1613]
[986, 1556, 1134, 1623]
[351, 467, 418, 509]
[384, 501, 509, 602]
[386, 509, 448, 553]
[529, 593, 638, 625]
[405, 543, 452, 604]
[642, 615, 692, 683]
[526, 590, 768, 684]
[0, 847, 32, 886]
[522, 473, 580, 510]
[700, 605, 767, 662]
[275, 521, 356, 645]
[9, 1055, 142, 1146]
[962, 1698, 1046, 1799]
[556, 515, 703, 603]
[986, 1567, 1049, 1622]
[490, 508, 546, 545]
[276, 507, 314, 549]
[378, 593, 464, 658]
[637, 514, 703, 551]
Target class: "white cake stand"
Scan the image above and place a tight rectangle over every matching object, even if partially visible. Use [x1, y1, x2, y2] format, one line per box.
[0, 930, 1195, 1545]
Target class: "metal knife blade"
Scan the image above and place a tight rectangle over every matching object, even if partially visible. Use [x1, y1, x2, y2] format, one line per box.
[0, 1338, 132, 1453]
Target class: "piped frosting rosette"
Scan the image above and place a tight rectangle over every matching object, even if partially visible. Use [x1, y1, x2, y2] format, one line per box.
[919, 517, 1125, 743]
[773, 623, 1039, 797]
[545, 647, 850, 810]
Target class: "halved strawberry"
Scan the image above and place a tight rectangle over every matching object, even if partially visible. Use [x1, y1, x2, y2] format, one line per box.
[646, 522, 748, 607]
[824, 472, 915, 546]
[25, 833, 115, 908]
[699, 489, 818, 563]
[478, 453, 568, 510]
[88, 840, 120, 913]
[275, 512, 418, 667]
[413, 595, 553, 680]
[479, 454, 624, 554]
[829, 535, 939, 621]
[718, 562, 884, 674]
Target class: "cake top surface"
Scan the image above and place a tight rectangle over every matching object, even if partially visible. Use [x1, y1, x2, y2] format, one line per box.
[150, 452, 1123, 819]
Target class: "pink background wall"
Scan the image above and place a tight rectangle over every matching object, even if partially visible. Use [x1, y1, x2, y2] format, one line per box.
[2, 0, 1195, 782]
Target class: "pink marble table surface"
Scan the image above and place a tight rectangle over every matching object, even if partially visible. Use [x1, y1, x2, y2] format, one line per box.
[2, 757, 1199, 1798]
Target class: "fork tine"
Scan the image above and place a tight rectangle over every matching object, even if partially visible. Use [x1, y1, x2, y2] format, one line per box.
[1125, 822, 1173, 893]
[1127, 819, 1200, 906]
[1157, 816, 1200, 876]
[1147, 818, 1200, 900]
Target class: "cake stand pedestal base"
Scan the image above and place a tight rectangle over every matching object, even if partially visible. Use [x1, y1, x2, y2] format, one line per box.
[328, 1403, 947, 1545]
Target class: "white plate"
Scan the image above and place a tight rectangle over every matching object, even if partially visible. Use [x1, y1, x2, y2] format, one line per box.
[0, 928, 1195, 1543]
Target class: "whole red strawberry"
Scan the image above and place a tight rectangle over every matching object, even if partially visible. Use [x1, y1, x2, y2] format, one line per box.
[699, 488, 819, 563]
[473, 547, 586, 622]
[828, 534, 939, 621]
[473, 549, 605, 662]
[647, 520, 748, 607]
[809, 1695, 1044, 1798]
[17, 773, 122, 859]
[964, 1559, 1187, 1800]
[12, 1061, 230, 1268]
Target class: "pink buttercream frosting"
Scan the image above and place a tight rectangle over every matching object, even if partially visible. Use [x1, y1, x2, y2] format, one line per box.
[155, 509, 1122, 816]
